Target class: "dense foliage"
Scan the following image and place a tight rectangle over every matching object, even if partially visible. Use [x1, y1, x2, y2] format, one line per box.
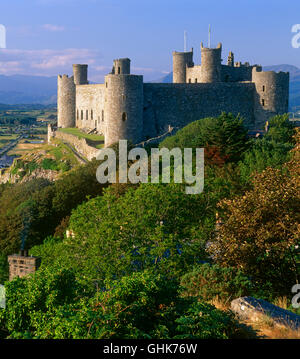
[209, 154, 300, 297]
[0, 159, 106, 257]
[0, 113, 298, 339]
[0, 269, 244, 339]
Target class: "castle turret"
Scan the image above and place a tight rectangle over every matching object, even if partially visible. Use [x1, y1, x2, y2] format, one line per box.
[252, 67, 289, 129]
[172, 49, 194, 83]
[199, 42, 222, 83]
[112, 58, 131, 75]
[57, 75, 76, 128]
[104, 61, 143, 147]
[73, 64, 88, 85]
[227, 51, 234, 67]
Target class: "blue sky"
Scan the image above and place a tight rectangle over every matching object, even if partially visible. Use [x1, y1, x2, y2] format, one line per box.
[0, 0, 300, 81]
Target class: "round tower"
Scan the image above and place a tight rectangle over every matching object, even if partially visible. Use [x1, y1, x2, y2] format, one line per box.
[252, 67, 289, 129]
[73, 64, 88, 85]
[57, 75, 76, 128]
[112, 58, 131, 75]
[104, 73, 143, 147]
[172, 49, 194, 83]
[200, 42, 222, 83]
[252, 67, 290, 113]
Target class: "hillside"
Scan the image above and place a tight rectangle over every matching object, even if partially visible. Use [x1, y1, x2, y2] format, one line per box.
[0, 138, 81, 184]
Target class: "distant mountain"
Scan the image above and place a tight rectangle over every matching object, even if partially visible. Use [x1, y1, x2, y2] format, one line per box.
[151, 72, 173, 83]
[0, 74, 57, 105]
[0, 65, 300, 111]
[153, 65, 300, 112]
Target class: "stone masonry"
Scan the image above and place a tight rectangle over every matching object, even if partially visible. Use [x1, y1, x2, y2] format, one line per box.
[8, 251, 41, 281]
[56, 41, 290, 148]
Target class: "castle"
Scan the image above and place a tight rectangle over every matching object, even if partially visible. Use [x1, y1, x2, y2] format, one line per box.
[56, 42, 290, 147]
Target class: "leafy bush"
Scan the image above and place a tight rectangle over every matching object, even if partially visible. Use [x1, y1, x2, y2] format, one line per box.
[0, 269, 241, 339]
[0, 253, 8, 284]
[180, 263, 252, 302]
[41, 158, 59, 171]
[174, 301, 240, 339]
[0, 267, 83, 338]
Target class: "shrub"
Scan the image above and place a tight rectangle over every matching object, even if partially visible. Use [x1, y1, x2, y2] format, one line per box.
[41, 158, 59, 171]
[174, 301, 241, 339]
[180, 263, 252, 302]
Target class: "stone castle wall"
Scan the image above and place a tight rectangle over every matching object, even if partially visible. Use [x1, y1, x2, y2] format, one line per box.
[143, 82, 256, 138]
[76, 84, 105, 133]
[56, 43, 290, 148]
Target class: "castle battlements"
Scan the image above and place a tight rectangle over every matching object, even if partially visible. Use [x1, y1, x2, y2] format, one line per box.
[56, 41, 290, 147]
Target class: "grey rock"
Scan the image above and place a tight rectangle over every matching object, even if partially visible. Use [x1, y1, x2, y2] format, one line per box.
[231, 296, 300, 330]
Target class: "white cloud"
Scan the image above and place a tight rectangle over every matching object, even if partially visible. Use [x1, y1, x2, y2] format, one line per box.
[0, 48, 102, 76]
[0, 48, 169, 82]
[42, 24, 65, 32]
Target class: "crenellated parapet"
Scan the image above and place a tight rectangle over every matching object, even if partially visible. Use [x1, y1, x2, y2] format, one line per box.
[112, 58, 131, 75]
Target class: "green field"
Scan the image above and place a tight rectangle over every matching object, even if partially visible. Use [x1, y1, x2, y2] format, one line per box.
[58, 127, 104, 142]
[58, 128, 104, 149]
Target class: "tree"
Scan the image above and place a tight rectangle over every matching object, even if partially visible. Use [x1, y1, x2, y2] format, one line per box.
[208, 139, 300, 296]
[239, 138, 292, 183]
[38, 183, 210, 286]
[265, 114, 295, 144]
[0, 159, 106, 256]
[160, 113, 249, 164]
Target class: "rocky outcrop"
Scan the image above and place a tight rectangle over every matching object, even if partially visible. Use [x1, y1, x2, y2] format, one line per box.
[231, 296, 300, 330]
[0, 167, 59, 184]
